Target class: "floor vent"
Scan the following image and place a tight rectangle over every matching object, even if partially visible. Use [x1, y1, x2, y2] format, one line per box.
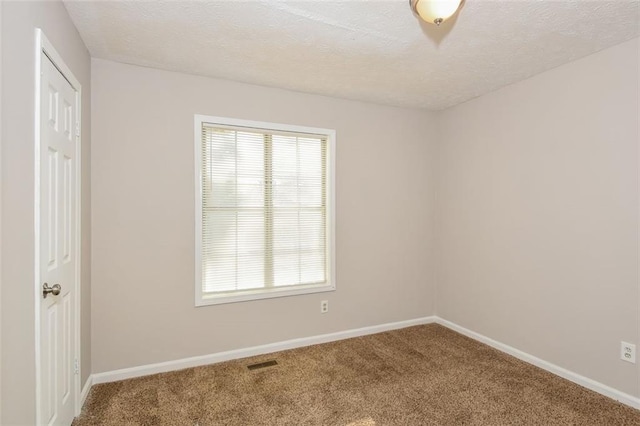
[247, 360, 278, 371]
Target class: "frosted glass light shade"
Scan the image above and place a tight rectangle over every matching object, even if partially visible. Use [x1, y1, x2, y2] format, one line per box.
[411, 0, 463, 25]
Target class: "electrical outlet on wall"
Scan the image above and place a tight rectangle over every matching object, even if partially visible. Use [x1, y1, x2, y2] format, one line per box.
[621, 341, 636, 364]
[320, 300, 329, 314]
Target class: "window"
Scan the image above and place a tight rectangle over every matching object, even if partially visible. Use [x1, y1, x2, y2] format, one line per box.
[195, 115, 335, 306]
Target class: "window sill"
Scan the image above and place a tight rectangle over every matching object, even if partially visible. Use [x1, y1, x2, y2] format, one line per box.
[196, 282, 336, 306]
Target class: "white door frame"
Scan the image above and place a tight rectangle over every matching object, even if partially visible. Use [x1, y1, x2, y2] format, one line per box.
[34, 28, 82, 423]
[0, 1, 3, 422]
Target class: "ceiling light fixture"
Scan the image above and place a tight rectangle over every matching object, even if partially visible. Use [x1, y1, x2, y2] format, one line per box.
[410, 0, 463, 26]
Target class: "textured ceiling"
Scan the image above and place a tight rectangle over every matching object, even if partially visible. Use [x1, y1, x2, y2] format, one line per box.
[63, 0, 639, 110]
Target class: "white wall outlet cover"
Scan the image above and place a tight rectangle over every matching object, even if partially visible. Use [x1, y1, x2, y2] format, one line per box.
[621, 342, 636, 364]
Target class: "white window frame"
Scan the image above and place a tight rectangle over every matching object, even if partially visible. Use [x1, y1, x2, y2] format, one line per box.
[194, 115, 336, 306]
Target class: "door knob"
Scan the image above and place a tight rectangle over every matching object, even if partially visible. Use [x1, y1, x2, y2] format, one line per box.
[43, 283, 61, 298]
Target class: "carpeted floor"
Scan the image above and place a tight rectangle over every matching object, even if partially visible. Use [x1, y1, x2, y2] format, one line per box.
[73, 324, 640, 425]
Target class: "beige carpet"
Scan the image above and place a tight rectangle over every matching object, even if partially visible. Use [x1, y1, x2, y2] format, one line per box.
[73, 324, 640, 425]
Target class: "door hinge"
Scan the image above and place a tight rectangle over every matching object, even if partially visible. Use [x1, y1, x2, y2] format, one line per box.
[75, 122, 80, 137]
[74, 358, 79, 375]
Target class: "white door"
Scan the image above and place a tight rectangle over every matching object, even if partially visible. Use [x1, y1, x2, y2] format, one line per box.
[39, 51, 78, 426]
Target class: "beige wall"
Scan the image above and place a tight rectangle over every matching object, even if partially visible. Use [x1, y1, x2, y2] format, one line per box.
[436, 38, 639, 396]
[91, 59, 436, 374]
[0, 1, 91, 423]
[0, 2, 634, 416]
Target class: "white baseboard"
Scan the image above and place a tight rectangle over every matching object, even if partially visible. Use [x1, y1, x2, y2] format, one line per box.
[79, 375, 93, 412]
[92, 316, 436, 385]
[86, 315, 639, 411]
[435, 317, 640, 410]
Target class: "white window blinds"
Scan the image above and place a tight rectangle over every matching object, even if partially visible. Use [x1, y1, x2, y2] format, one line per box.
[199, 121, 331, 300]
